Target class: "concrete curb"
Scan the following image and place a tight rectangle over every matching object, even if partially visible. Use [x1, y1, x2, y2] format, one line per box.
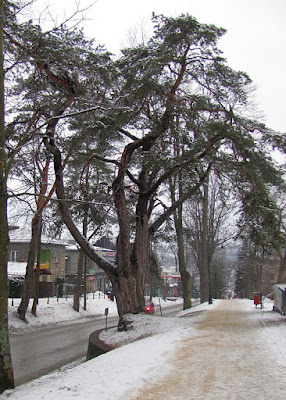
[86, 326, 117, 361]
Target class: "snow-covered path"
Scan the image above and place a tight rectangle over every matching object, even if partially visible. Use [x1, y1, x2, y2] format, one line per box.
[132, 300, 286, 399]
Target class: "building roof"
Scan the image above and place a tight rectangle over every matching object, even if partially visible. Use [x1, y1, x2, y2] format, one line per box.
[9, 228, 67, 246]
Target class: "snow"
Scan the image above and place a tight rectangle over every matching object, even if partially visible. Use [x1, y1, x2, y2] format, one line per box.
[2, 296, 286, 399]
[8, 292, 119, 333]
[7, 262, 27, 276]
[9, 228, 67, 245]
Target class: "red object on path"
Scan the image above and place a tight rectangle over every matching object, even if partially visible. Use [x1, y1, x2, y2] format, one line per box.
[253, 292, 263, 308]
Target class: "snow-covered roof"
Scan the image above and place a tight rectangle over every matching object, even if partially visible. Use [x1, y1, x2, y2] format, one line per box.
[9, 228, 67, 246]
[65, 244, 79, 251]
[8, 261, 27, 276]
[274, 283, 286, 290]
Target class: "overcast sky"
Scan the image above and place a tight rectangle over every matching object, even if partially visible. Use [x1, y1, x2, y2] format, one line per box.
[35, 0, 286, 133]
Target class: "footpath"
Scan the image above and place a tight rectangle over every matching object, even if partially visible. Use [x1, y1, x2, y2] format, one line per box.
[132, 300, 286, 400]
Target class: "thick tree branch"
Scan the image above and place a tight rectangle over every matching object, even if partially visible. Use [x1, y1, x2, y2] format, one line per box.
[146, 134, 222, 197]
[149, 165, 211, 235]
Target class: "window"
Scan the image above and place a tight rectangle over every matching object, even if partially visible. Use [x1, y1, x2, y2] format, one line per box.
[65, 256, 71, 272]
[10, 250, 18, 262]
[54, 251, 59, 264]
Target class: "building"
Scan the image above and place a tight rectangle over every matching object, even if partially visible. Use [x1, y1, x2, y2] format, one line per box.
[8, 227, 67, 277]
[161, 266, 181, 297]
[65, 242, 115, 293]
[8, 227, 67, 297]
[8, 227, 116, 297]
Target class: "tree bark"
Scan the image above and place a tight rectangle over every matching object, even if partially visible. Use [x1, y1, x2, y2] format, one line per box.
[0, 0, 14, 390]
[170, 175, 192, 309]
[18, 160, 49, 321]
[176, 216, 192, 309]
[73, 204, 88, 312]
[277, 248, 286, 283]
[73, 249, 84, 312]
[31, 224, 42, 316]
[199, 179, 210, 303]
[17, 214, 42, 320]
[0, 184, 14, 393]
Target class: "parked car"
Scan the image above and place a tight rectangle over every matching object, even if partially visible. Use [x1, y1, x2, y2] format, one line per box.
[145, 300, 155, 314]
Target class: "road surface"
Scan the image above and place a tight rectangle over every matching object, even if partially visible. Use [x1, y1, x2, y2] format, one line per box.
[10, 315, 118, 386]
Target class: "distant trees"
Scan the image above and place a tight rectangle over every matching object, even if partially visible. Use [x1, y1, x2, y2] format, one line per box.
[235, 191, 286, 296]
[183, 172, 236, 303]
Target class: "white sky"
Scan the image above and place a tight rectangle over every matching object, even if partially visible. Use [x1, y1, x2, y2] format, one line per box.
[34, 0, 286, 133]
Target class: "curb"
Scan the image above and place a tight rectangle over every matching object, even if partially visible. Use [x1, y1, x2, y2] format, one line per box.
[86, 326, 117, 361]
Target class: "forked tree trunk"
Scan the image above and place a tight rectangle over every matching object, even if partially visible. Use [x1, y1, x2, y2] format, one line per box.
[18, 160, 49, 321]
[17, 214, 42, 321]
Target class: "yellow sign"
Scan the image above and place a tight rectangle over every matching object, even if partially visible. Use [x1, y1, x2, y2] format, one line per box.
[33, 262, 50, 270]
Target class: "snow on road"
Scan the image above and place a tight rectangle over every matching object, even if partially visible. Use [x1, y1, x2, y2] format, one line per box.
[2, 298, 286, 399]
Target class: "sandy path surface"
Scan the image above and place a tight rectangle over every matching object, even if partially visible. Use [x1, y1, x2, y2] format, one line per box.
[131, 300, 286, 399]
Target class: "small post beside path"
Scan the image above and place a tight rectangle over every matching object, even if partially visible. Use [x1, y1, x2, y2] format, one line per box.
[105, 307, 109, 331]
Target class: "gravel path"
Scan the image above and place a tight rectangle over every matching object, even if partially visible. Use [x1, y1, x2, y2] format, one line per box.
[132, 300, 286, 399]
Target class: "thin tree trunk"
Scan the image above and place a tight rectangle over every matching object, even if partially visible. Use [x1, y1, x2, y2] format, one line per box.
[31, 224, 42, 316]
[73, 249, 84, 312]
[74, 176, 89, 312]
[170, 175, 192, 309]
[0, 0, 14, 389]
[200, 178, 210, 303]
[176, 217, 192, 309]
[83, 254, 87, 311]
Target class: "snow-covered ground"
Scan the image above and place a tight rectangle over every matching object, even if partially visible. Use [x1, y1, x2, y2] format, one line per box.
[2, 296, 286, 399]
[7, 293, 182, 333]
[8, 292, 119, 333]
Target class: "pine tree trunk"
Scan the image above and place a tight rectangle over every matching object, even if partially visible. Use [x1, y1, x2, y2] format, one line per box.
[0, 0, 14, 389]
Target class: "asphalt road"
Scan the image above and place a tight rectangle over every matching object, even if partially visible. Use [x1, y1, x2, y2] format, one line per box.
[10, 315, 118, 386]
[9, 301, 187, 386]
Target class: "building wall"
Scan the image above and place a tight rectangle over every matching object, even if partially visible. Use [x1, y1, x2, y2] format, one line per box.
[65, 247, 111, 292]
[8, 242, 66, 278]
[8, 235, 115, 294]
